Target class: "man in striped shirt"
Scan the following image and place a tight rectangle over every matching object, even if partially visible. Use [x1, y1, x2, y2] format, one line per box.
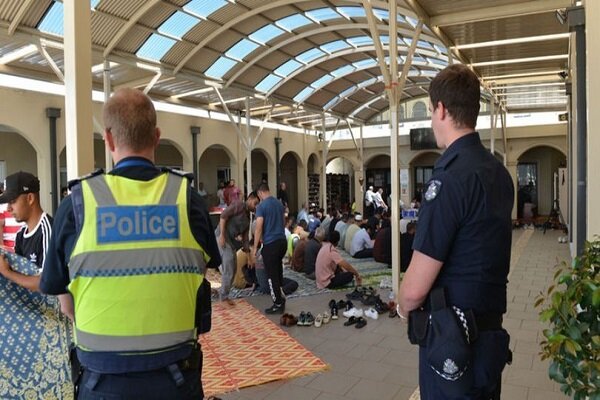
[0, 172, 52, 291]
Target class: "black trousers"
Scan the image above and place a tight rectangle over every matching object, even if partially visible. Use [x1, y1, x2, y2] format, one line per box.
[261, 238, 287, 305]
[327, 266, 354, 289]
[353, 248, 373, 259]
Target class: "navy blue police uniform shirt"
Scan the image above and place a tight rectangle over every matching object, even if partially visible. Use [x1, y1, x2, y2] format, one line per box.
[39, 157, 221, 296]
[412, 133, 514, 315]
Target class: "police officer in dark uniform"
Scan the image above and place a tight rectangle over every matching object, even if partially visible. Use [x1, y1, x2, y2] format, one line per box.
[398, 64, 514, 399]
[40, 88, 220, 399]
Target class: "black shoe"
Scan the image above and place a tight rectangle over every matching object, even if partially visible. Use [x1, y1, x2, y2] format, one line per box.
[265, 303, 285, 314]
[345, 300, 354, 312]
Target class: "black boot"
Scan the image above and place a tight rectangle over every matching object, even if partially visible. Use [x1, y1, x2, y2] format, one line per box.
[265, 302, 285, 314]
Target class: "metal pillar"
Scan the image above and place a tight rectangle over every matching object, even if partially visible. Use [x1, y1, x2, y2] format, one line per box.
[569, 6, 586, 254]
[246, 97, 253, 196]
[103, 60, 113, 171]
[63, 0, 94, 179]
[275, 133, 282, 192]
[321, 114, 328, 212]
[191, 126, 200, 190]
[46, 107, 61, 214]
[490, 100, 495, 155]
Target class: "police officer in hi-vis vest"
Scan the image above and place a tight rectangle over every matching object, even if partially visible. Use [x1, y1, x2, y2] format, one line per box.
[398, 64, 513, 399]
[40, 88, 220, 399]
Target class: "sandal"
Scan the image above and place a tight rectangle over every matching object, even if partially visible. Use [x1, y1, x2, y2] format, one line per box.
[355, 317, 367, 329]
[343, 316, 358, 326]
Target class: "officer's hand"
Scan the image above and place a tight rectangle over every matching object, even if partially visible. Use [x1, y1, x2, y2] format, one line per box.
[218, 235, 225, 248]
[0, 255, 13, 278]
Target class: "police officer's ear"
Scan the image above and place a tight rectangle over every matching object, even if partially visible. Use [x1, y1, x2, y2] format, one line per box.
[104, 128, 116, 152]
[153, 127, 161, 147]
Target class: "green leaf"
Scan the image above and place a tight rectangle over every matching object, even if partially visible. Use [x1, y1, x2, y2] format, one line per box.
[593, 288, 600, 307]
[540, 309, 555, 322]
[534, 297, 545, 308]
[564, 340, 579, 356]
[568, 325, 582, 341]
[547, 284, 556, 296]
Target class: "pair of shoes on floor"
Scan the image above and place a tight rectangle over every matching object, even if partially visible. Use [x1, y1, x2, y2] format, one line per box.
[364, 308, 379, 320]
[265, 303, 285, 314]
[328, 299, 339, 320]
[343, 316, 367, 328]
[343, 306, 363, 318]
[280, 313, 298, 327]
[345, 286, 377, 301]
[298, 311, 315, 326]
[314, 311, 331, 327]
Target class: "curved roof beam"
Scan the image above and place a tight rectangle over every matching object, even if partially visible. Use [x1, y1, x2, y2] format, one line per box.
[266, 45, 445, 97]
[225, 22, 442, 88]
[174, 0, 417, 74]
[301, 63, 443, 107]
[103, 0, 162, 58]
[357, 93, 432, 121]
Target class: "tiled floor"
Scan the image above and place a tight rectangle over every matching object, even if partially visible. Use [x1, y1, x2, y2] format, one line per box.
[217, 229, 571, 400]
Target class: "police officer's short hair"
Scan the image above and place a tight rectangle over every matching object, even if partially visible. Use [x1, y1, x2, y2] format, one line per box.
[429, 64, 480, 129]
[103, 88, 157, 152]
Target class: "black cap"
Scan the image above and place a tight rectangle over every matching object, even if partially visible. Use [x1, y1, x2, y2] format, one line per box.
[0, 171, 40, 204]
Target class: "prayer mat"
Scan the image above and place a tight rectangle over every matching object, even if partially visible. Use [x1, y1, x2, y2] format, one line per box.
[0, 249, 73, 399]
[200, 299, 328, 396]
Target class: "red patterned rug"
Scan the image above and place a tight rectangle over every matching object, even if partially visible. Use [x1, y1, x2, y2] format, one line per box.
[200, 299, 328, 396]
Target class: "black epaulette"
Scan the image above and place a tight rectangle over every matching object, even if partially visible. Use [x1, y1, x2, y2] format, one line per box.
[160, 167, 195, 182]
[67, 168, 104, 190]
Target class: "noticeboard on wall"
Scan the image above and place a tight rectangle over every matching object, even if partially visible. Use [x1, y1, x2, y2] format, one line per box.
[410, 128, 437, 150]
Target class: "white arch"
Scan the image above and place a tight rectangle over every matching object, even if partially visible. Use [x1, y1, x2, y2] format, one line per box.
[515, 143, 567, 161]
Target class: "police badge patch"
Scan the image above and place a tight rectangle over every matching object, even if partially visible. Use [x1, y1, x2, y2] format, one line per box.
[424, 180, 442, 201]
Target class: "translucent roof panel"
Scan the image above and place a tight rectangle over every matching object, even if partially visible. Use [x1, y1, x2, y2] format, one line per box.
[312, 74, 334, 89]
[249, 24, 286, 45]
[274, 59, 303, 77]
[324, 96, 340, 110]
[406, 16, 419, 27]
[331, 65, 355, 77]
[256, 74, 282, 93]
[136, 34, 177, 61]
[353, 58, 377, 69]
[275, 14, 313, 31]
[38, 2, 63, 36]
[429, 57, 447, 66]
[293, 87, 315, 103]
[373, 9, 389, 20]
[336, 7, 367, 19]
[297, 48, 326, 64]
[418, 40, 434, 50]
[321, 40, 350, 54]
[158, 11, 200, 40]
[204, 56, 237, 79]
[225, 39, 260, 61]
[91, 0, 101, 9]
[184, 0, 228, 19]
[347, 36, 373, 47]
[339, 86, 357, 99]
[305, 8, 341, 23]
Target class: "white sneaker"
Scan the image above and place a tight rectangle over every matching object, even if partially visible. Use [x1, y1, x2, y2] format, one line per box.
[343, 307, 364, 318]
[322, 311, 331, 324]
[314, 313, 323, 328]
[365, 308, 379, 320]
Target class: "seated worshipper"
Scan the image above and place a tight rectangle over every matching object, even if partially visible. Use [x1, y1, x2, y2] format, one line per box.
[307, 208, 321, 233]
[215, 191, 259, 303]
[350, 219, 375, 258]
[290, 236, 308, 272]
[287, 220, 308, 259]
[316, 230, 362, 289]
[373, 219, 392, 265]
[335, 213, 349, 245]
[328, 209, 341, 237]
[343, 214, 362, 253]
[284, 215, 294, 240]
[297, 202, 310, 224]
[400, 222, 416, 272]
[303, 227, 325, 279]
[320, 207, 335, 233]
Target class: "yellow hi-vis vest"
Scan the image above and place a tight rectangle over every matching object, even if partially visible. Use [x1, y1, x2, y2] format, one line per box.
[68, 172, 208, 353]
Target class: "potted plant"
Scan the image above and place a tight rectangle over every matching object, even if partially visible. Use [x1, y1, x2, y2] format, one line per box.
[535, 238, 600, 399]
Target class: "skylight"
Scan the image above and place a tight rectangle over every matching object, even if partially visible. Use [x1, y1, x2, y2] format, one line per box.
[305, 8, 341, 23]
[312, 74, 334, 89]
[184, 0, 228, 19]
[347, 36, 373, 47]
[293, 87, 315, 103]
[336, 7, 367, 19]
[204, 56, 237, 79]
[324, 96, 340, 110]
[331, 65, 355, 78]
[406, 16, 419, 27]
[38, 2, 63, 36]
[256, 74, 282, 93]
[297, 48, 326, 64]
[373, 9, 389, 20]
[136, 34, 177, 61]
[339, 86, 357, 99]
[250, 24, 285, 45]
[158, 11, 199, 40]
[274, 59, 303, 77]
[353, 58, 377, 69]
[225, 39, 260, 61]
[275, 14, 313, 31]
[91, 0, 101, 9]
[321, 40, 350, 54]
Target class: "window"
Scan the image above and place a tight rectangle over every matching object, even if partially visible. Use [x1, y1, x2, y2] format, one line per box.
[412, 101, 427, 119]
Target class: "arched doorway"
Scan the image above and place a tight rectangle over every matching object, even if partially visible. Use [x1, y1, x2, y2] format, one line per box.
[365, 154, 390, 199]
[280, 151, 301, 213]
[326, 156, 354, 212]
[244, 149, 270, 193]
[155, 139, 183, 170]
[409, 152, 441, 201]
[199, 145, 234, 207]
[517, 146, 567, 217]
[307, 153, 320, 208]
[0, 129, 38, 180]
[59, 135, 106, 196]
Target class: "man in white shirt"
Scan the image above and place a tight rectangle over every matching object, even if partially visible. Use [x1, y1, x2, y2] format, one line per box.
[364, 186, 375, 217]
[373, 188, 388, 214]
[350, 220, 375, 258]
